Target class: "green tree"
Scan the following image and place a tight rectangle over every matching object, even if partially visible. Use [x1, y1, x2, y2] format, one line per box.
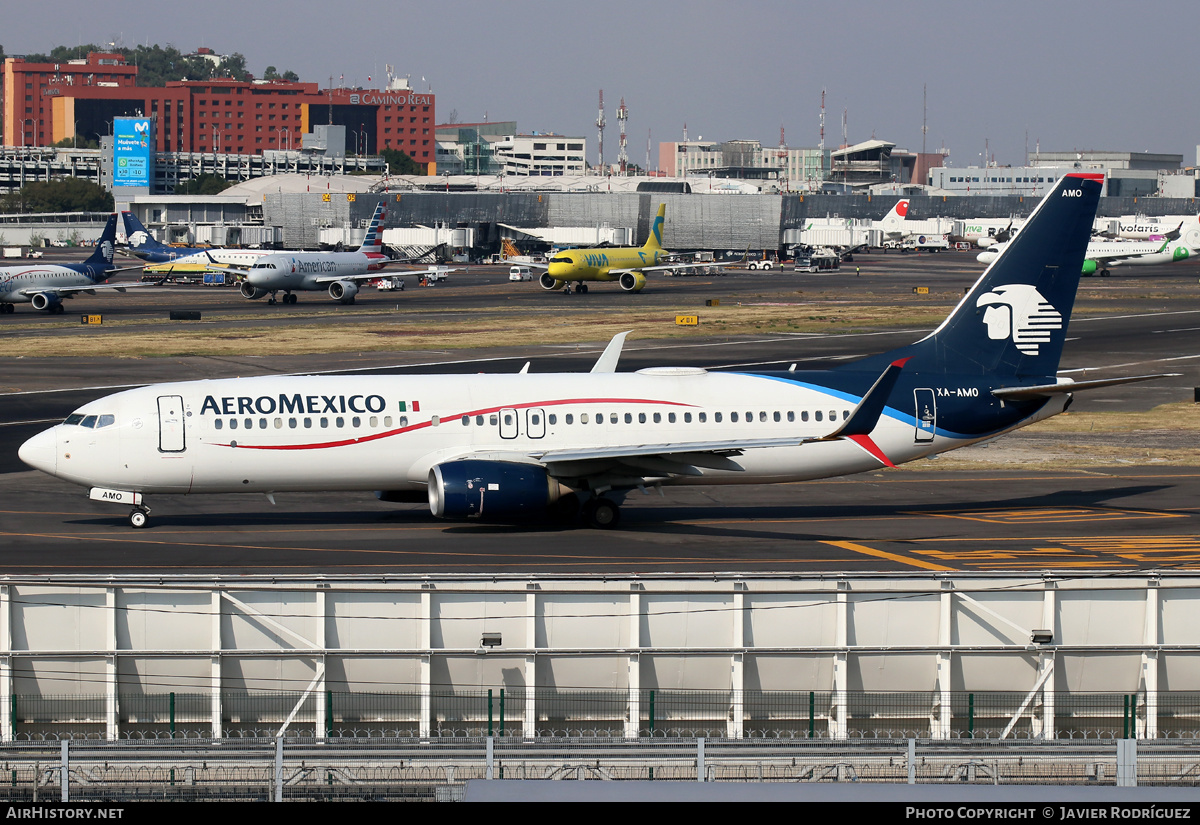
[175, 173, 231, 195]
[380, 147, 424, 176]
[0, 179, 113, 213]
[51, 135, 100, 149]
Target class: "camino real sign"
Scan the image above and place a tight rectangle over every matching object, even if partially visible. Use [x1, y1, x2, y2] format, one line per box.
[113, 117, 154, 189]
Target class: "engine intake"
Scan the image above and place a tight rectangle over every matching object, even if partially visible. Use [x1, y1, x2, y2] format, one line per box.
[30, 293, 62, 311]
[619, 271, 646, 292]
[328, 280, 359, 303]
[539, 272, 564, 291]
[240, 282, 266, 300]
[429, 460, 569, 521]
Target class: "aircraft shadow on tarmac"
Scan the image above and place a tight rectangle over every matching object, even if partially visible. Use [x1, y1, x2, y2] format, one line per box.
[55, 483, 1174, 537]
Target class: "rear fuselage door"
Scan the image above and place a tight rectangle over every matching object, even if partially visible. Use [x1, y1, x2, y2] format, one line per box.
[913, 389, 936, 443]
[526, 408, 546, 439]
[158, 395, 186, 452]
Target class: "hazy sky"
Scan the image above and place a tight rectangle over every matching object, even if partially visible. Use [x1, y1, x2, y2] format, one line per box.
[5, 0, 1196, 169]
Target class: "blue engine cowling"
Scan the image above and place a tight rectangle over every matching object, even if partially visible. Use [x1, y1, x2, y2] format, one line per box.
[428, 460, 568, 520]
[30, 292, 63, 311]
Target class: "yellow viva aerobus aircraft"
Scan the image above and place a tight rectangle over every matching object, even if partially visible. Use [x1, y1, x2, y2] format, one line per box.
[533, 204, 698, 293]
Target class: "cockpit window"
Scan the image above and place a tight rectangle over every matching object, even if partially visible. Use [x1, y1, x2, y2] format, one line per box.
[64, 413, 115, 428]
[549, 256, 572, 264]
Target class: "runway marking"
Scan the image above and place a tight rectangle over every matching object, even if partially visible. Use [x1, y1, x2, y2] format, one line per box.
[821, 540, 953, 571]
[911, 507, 1185, 524]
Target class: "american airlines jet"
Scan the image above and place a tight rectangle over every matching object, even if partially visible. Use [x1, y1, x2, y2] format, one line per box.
[20, 174, 1162, 529]
[231, 201, 450, 305]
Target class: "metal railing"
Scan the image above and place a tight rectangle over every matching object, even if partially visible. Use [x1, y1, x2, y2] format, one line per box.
[7, 689, 1192, 742]
[0, 736, 1194, 802]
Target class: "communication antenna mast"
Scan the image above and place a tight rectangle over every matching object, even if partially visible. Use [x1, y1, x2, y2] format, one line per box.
[646, 128, 651, 175]
[596, 90, 606, 174]
[922, 83, 927, 156]
[818, 88, 826, 152]
[617, 97, 629, 173]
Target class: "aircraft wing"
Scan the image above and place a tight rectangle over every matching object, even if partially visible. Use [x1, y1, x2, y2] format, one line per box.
[607, 263, 716, 275]
[525, 358, 908, 478]
[312, 267, 455, 284]
[16, 281, 158, 297]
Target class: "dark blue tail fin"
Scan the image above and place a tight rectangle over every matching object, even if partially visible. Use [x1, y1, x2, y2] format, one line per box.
[120, 211, 172, 254]
[83, 214, 118, 275]
[869, 173, 1103, 378]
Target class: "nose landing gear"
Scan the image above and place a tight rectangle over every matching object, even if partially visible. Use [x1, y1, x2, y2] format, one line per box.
[129, 506, 150, 528]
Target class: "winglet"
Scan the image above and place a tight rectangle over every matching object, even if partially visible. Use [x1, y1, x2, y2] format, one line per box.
[822, 357, 909, 440]
[590, 331, 632, 373]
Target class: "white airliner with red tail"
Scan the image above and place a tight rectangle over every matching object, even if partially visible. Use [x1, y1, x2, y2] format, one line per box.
[20, 174, 1166, 529]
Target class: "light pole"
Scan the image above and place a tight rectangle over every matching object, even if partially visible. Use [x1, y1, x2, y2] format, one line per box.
[20, 119, 34, 148]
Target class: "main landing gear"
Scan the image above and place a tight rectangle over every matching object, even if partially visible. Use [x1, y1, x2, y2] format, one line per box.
[267, 292, 298, 305]
[129, 506, 151, 528]
[581, 497, 619, 529]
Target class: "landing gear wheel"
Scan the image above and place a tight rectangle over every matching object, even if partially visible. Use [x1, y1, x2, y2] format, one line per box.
[582, 498, 620, 529]
[129, 508, 149, 529]
[285, 293, 297, 304]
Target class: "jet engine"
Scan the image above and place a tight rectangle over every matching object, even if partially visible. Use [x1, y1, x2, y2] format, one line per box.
[428, 460, 570, 521]
[539, 272, 564, 291]
[328, 280, 359, 303]
[1081, 259, 1099, 276]
[240, 282, 267, 299]
[30, 292, 63, 312]
[619, 271, 647, 292]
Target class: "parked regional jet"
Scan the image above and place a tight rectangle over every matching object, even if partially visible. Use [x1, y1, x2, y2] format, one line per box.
[978, 215, 1200, 275]
[20, 174, 1165, 529]
[120, 212, 273, 271]
[226, 202, 451, 304]
[536, 204, 699, 293]
[877, 199, 910, 240]
[0, 214, 149, 314]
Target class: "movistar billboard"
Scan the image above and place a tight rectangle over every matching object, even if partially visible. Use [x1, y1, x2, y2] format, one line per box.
[113, 117, 154, 188]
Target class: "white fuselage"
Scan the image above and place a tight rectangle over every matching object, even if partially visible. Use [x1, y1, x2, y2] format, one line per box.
[0, 265, 100, 303]
[19, 370, 1064, 497]
[246, 252, 379, 292]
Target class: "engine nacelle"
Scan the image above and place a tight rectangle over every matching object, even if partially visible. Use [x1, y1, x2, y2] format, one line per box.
[539, 272, 564, 291]
[240, 282, 267, 300]
[619, 271, 647, 292]
[1081, 259, 1099, 276]
[975, 237, 997, 248]
[328, 280, 359, 303]
[30, 292, 62, 311]
[428, 460, 569, 521]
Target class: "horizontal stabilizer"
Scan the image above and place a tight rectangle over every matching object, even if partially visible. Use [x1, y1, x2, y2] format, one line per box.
[991, 373, 1178, 399]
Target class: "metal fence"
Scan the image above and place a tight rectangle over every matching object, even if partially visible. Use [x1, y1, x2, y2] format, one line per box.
[0, 737, 1195, 802]
[8, 690, 1192, 741]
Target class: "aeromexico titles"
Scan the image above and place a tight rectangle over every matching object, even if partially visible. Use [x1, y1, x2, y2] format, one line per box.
[21, 174, 1168, 529]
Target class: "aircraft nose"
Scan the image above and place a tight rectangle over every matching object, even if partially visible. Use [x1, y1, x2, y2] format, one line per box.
[18, 427, 57, 476]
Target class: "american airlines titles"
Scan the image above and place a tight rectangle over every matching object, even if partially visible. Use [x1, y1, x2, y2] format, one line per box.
[294, 259, 339, 274]
[200, 394, 387, 416]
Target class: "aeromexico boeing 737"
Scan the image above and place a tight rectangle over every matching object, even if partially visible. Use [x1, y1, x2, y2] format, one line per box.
[20, 174, 1164, 529]
[536, 204, 699, 293]
[0, 214, 149, 314]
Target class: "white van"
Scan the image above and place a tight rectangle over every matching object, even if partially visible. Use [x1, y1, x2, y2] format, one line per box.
[509, 265, 533, 282]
